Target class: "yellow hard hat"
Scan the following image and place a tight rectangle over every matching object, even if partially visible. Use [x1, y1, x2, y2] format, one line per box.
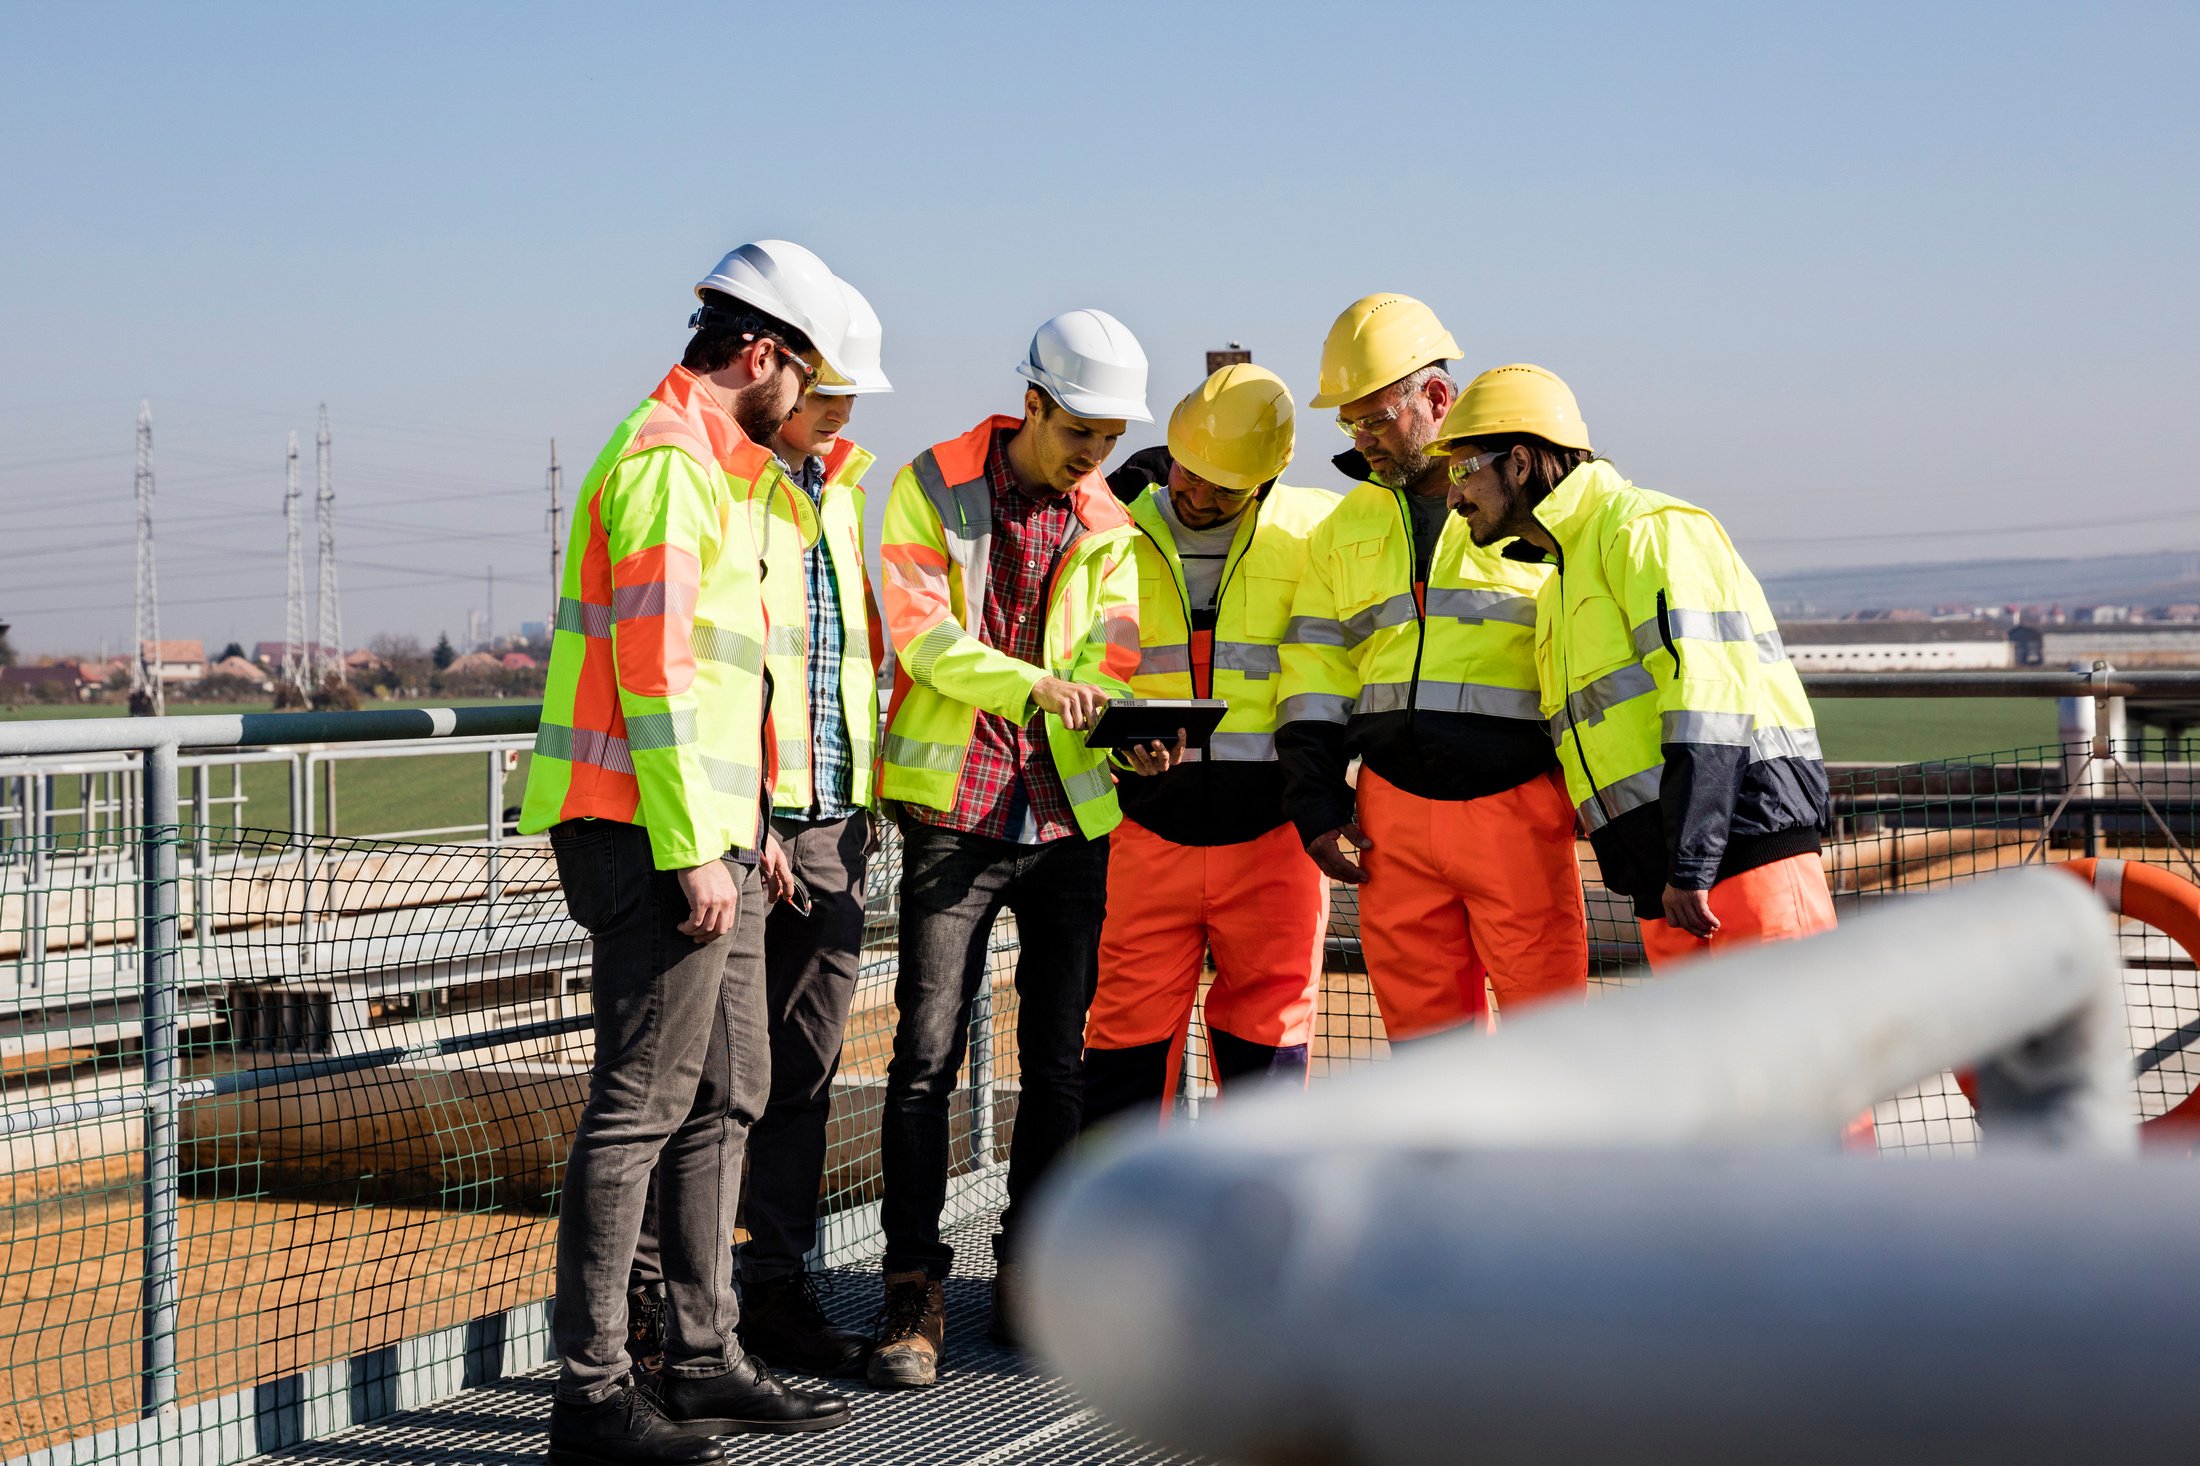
[1309, 294, 1462, 409]
[1167, 363, 1295, 493]
[1430, 363, 1593, 453]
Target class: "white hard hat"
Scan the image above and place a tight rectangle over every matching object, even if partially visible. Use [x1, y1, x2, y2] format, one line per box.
[693, 239, 855, 382]
[812, 277, 891, 396]
[1015, 309, 1152, 423]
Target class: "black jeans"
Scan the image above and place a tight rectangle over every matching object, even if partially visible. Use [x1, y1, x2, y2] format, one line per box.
[548, 819, 768, 1404]
[879, 817, 1108, 1279]
[737, 812, 874, 1282]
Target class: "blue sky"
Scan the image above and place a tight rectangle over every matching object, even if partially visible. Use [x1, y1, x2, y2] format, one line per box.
[3, 1, 2195, 655]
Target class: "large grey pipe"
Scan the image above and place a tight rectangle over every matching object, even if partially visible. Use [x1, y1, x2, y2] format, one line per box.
[1028, 869, 2146, 1464]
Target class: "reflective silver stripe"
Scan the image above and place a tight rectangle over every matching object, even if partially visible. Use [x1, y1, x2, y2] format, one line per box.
[883, 731, 963, 773]
[1343, 593, 1418, 646]
[536, 723, 634, 776]
[776, 738, 810, 772]
[766, 625, 805, 657]
[1277, 691, 1353, 725]
[1566, 662, 1657, 727]
[1358, 680, 1544, 720]
[1631, 608, 1755, 658]
[692, 623, 763, 672]
[556, 597, 613, 639]
[1062, 761, 1116, 807]
[905, 620, 964, 685]
[1751, 724, 1823, 762]
[1756, 628, 1788, 664]
[1138, 643, 1192, 675]
[1662, 709, 1755, 746]
[1284, 615, 1352, 648]
[1212, 641, 1281, 679]
[613, 582, 698, 621]
[2093, 858, 2126, 911]
[1578, 766, 1662, 833]
[914, 450, 990, 621]
[1424, 587, 1536, 626]
[1207, 730, 1277, 762]
[701, 755, 760, 798]
[625, 708, 698, 752]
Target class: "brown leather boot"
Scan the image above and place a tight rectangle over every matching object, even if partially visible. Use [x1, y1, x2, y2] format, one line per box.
[865, 1270, 945, 1389]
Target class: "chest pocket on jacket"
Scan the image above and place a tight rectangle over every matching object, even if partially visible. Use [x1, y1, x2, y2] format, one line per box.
[1238, 572, 1298, 642]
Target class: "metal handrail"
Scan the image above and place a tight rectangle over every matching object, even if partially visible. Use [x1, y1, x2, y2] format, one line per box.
[1029, 869, 2148, 1464]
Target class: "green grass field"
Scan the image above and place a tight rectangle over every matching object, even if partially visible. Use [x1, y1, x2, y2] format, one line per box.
[1812, 697, 2061, 764]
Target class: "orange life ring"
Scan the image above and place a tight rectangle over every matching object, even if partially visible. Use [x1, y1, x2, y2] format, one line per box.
[1950, 858, 2200, 1143]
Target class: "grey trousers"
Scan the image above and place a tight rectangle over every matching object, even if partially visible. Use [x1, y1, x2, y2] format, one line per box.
[548, 818, 768, 1404]
[737, 812, 873, 1282]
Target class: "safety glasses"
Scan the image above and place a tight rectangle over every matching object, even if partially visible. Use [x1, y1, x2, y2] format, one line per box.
[1334, 404, 1401, 440]
[745, 333, 820, 392]
[1445, 448, 1512, 484]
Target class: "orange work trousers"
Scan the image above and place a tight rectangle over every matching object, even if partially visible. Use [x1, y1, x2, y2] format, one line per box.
[1356, 767, 1588, 1042]
[1636, 852, 1836, 967]
[1089, 818, 1327, 1054]
[1637, 852, 1870, 1147]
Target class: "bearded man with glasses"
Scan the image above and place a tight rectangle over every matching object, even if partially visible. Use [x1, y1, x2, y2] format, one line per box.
[1275, 295, 1588, 1047]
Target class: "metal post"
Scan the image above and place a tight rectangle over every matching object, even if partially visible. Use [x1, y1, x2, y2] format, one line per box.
[483, 748, 504, 929]
[191, 763, 211, 958]
[139, 742, 182, 1416]
[969, 981, 996, 1170]
[321, 755, 337, 838]
[25, 771, 46, 991]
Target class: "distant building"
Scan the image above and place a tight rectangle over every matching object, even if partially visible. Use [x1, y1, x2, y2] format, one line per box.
[207, 655, 273, 690]
[1781, 621, 2013, 672]
[0, 664, 94, 701]
[253, 640, 342, 669]
[499, 651, 538, 671]
[2036, 621, 2200, 668]
[141, 639, 206, 686]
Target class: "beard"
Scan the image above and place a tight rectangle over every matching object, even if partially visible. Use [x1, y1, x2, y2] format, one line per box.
[732, 374, 798, 444]
[1368, 442, 1435, 490]
[1461, 477, 1532, 546]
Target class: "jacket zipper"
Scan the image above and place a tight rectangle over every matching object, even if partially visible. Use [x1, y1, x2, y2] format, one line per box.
[1394, 490, 1429, 728]
[1550, 543, 1616, 827]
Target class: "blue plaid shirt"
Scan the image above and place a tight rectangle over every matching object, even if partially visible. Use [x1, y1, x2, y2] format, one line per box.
[785, 456, 858, 820]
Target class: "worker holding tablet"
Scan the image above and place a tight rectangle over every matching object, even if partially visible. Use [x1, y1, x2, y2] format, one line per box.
[1083, 363, 1342, 1125]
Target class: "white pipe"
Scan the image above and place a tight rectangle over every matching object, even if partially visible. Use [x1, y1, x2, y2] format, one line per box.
[1030, 869, 2139, 1463]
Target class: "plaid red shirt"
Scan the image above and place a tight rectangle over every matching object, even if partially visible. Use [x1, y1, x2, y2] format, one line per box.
[907, 427, 1080, 844]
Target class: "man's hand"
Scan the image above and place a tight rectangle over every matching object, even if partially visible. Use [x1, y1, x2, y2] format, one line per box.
[760, 834, 797, 906]
[1123, 730, 1188, 777]
[1661, 883, 1720, 939]
[1032, 675, 1110, 731]
[675, 859, 740, 943]
[1306, 823, 1373, 885]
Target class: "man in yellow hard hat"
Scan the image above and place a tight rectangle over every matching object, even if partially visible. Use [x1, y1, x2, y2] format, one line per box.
[1429, 364, 1836, 971]
[1083, 364, 1340, 1125]
[1276, 297, 1588, 1042]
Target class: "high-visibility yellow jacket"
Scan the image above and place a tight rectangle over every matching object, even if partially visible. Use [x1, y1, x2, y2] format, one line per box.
[756, 435, 883, 815]
[520, 366, 774, 869]
[1117, 480, 1338, 846]
[1509, 459, 1828, 914]
[877, 415, 1141, 840]
[1275, 475, 1556, 841]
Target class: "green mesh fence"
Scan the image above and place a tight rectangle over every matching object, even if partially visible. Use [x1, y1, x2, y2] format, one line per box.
[0, 820, 1014, 1464]
[7, 738, 2200, 1461]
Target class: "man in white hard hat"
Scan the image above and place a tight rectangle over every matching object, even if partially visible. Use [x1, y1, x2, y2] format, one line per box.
[866, 309, 1149, 1388]
[522, 240, 853, 1463]
[731, 277, 892, 1378]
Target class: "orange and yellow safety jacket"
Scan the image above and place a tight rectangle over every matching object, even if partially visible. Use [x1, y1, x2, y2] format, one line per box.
[1275, 469, 1556, 842]
[1116, 479, 1338, 846]
[519, 366, 779, 868]
[877, 415, 1140, 840]
[756, 436, 884, 814]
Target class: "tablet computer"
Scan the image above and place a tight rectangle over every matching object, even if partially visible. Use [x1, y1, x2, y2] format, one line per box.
[1082, 698, 1230, 750]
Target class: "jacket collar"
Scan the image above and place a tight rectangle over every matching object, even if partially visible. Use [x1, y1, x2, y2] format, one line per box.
[1524, 459, 1625, 562]
[653, 365, 762, 474]
[936, 413, 1131, 537]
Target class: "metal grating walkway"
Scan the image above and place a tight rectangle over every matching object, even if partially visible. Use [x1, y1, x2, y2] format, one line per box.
[251, 1218, 1203, 1466]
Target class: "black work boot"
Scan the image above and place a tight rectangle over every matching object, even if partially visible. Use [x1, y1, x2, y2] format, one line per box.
[547, 1379, 723, 1465]
[739, 1271, 870, 1378]
[988, 1259, 1024, 1349]
[866, 1270, 946, 1388]
[656, 1353, 851, 1435]
[626, 1281, 666, 1376]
